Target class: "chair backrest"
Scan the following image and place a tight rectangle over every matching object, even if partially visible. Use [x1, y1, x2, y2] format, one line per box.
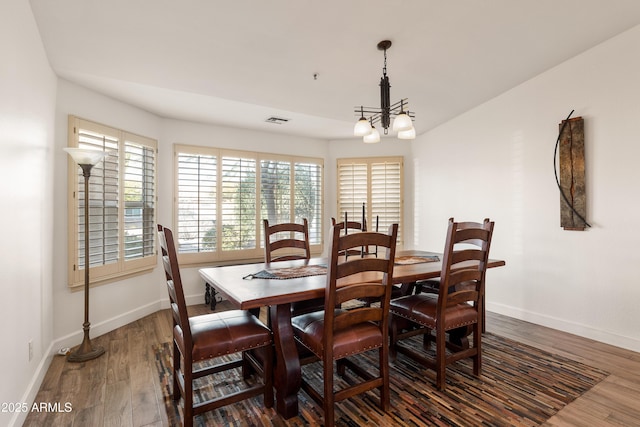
[331, 216, 366, 234]
[323, 223, 398, 355]
[437, 218, 494, 317]
[157, 224, 192, 349]
[263, 218, 311, 263]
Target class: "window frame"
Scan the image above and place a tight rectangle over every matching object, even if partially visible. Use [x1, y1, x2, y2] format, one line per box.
[336, 156, 404, 248]
[66, 116, 157, 289]
[174, 144, 324, 266]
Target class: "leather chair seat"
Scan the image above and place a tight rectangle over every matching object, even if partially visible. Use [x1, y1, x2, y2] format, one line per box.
[292, 309, 384, 360]
[390, 294, 478, 331]
[182, 310, 272, 362]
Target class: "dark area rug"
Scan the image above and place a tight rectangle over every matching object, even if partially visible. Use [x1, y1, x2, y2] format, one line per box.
[153, 333, 608, 426]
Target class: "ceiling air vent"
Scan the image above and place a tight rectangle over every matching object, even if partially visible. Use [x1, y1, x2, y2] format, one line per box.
[265, 116, 289, 125]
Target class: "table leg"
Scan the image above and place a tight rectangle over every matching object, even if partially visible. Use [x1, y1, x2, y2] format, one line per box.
[270, 303, 301, 419]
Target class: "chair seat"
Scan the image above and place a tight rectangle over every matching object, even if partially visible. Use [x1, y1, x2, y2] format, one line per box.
[292, 310, 384, 359]
[186, 310, 272, 362]
[390, 294, 478, 331]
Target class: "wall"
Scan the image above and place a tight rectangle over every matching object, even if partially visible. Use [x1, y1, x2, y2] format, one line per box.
[413, 24, 640, 352]
[0, 0, 57, 426]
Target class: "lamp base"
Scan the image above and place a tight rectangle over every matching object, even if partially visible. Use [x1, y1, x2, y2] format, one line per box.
[67, 336, 105, 363]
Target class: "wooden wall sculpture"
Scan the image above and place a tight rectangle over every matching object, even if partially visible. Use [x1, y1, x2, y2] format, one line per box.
[558, 116, 587, 230]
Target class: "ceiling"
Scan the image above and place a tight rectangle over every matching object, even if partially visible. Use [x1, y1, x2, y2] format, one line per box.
[29, 0, 640, 140]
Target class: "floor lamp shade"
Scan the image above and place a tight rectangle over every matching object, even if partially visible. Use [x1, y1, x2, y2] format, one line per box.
[64, 147, 109, 362]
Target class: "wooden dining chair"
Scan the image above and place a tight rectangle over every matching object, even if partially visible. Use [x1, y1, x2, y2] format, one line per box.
[262, 218, 322, 317]
[157, 224, 273, 427]
[263, 218, 311, 263]
[389, 218, 494, 390]
[414, 219, 493, 333]
[291, 222, 398, 426]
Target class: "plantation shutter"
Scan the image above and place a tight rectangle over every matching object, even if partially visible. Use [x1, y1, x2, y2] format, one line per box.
[74, 121, 120, 270]
[371, 160, 402, 241]
[221, 154, 257, 251]
[68, 116, 157, 288]
[123, 135, 156, 261]
[176, 150, 217, 253]
[295, 161, 323, 245]
[174, 145, 323, 264]
[337, 162, 368, 224]
[337, 157, 403, 246]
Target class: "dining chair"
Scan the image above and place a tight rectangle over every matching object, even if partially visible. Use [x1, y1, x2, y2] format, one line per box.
[157, 224, 273, 427]
[331, 216, 404, 304]
[413, 219, 492, 333]
[263, 218, 311, 262]
[389, 218, 494, 390]
[331, 216, 373, 259]
[263, 218, 322, 317]
[291, 222, 398, 426]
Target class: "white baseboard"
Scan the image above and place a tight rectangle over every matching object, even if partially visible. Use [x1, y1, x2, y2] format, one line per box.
[487, 301, 640, 353]
[9, 342, 55, 427]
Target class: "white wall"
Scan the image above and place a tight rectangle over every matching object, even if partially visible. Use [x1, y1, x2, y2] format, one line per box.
[413, 24, 640, 352]
[0, 1, 57, 426]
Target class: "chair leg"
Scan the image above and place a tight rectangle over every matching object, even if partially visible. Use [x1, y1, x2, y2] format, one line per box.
[473, 324, 482, 377]
[379, 346, 390, 411]
[435, 328, 447, 391]
[183, 367, 194, 427]
[389, 317, 398, 361]
[263, 345, 274, 408]
[172, 341, 181, 401]
[422, 329, 433, 351]
[324, 360, 335, 427]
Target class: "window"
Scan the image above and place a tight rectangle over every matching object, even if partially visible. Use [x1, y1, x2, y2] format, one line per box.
[66, 116, 157, 288]
[175, 145, 323, 265]
[337, 157, 403, 246]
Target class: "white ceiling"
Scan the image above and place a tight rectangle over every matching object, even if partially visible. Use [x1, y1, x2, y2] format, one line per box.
[29, 0, 640, 140]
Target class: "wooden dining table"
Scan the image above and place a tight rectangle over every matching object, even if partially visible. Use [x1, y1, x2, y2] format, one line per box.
[199, 250, 505, 419]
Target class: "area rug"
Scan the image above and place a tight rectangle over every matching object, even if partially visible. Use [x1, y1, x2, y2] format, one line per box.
[153, 333, 608, 426]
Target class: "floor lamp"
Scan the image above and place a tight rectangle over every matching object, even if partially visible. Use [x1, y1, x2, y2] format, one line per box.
[64, 147, 108, 363]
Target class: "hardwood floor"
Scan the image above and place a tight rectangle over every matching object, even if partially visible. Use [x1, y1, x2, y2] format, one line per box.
[24, 303, 640, 426]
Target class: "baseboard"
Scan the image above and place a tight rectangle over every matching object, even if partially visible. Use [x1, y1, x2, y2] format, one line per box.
[487, 301, 640, 353]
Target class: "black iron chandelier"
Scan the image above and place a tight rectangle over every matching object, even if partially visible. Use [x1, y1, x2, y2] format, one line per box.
[354, 40, 416, 143]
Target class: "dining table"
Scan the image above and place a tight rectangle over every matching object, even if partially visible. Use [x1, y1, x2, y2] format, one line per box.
[199, 250, 505, 419]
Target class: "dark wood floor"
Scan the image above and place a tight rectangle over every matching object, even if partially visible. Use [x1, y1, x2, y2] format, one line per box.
[24, 302, 640, 426]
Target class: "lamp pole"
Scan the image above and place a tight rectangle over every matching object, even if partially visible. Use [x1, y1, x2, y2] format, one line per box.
[64, 148, 108, 362]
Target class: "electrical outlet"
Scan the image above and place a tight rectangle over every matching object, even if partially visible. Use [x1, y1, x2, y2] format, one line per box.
[29, 340, 33, 361]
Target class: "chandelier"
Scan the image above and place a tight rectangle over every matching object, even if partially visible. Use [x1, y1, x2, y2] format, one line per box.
[354, 40, 416, 143]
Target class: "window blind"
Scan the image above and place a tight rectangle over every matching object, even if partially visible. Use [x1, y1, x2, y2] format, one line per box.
[295, 161, 322, 245]
[68, 116, 157, 288]
[221, 155, 257, 251]
[175, 145, 323, 264]
[177, 152, 217, 253]
[337, 157, 403, 245]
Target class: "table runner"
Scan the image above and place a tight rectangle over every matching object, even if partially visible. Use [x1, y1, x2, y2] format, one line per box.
[394, 255, 439, 265]
[243, 264, 327, 280]
[243, 256, 439, 280]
